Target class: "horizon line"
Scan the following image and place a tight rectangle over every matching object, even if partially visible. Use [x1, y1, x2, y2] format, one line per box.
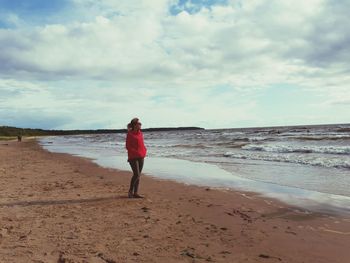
[1, 122, 349, 131]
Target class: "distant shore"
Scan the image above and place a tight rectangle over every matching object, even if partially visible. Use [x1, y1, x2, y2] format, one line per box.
[0, 126, 204, 137]
[0, 139, 349, 262]
[1, 122, 349, 137]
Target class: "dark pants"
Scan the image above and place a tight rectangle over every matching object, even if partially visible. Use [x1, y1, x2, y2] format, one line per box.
[128, 158, 144, 194]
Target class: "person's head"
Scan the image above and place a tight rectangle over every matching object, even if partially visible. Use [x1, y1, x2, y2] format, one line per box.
[127, 117, 142, 131]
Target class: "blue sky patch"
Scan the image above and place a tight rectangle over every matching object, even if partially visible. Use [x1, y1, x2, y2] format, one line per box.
[170, 0, 228, 15]
[0, 0, 71, 27]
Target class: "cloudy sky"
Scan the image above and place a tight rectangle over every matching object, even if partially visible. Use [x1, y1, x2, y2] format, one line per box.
[0, 0, 349, 129]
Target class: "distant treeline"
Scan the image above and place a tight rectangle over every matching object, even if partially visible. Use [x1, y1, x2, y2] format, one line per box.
[0, 126, 204, 137]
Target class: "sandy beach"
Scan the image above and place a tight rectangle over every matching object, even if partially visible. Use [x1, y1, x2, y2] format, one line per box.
[0, 139, 349, 263]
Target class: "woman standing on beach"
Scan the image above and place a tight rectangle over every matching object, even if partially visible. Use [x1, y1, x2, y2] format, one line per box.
[125, 118, 147, 198]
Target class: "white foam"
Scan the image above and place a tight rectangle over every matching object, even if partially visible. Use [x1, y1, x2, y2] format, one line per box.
[242, 144, 350, 155]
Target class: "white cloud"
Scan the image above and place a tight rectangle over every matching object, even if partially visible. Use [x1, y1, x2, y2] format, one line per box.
[0, 0, 349, 128]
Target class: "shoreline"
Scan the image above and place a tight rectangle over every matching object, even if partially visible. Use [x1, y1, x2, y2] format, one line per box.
[0, 139, 349, 262]
[39, 136, 350, 217]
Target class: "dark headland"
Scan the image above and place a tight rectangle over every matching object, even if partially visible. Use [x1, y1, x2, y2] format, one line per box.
[0, 125, 204, 138]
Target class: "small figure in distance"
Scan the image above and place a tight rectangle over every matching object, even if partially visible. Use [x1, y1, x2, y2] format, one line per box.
[17, 135, 22, 142]
[125, 118, 147, 198]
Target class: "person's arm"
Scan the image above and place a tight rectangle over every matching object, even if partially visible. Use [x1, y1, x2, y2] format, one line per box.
[125, 133, 131, 150]
[126, 133, 139, 156]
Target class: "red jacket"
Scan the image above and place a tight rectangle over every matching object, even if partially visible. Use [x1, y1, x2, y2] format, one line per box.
[125, 130, 147, 161]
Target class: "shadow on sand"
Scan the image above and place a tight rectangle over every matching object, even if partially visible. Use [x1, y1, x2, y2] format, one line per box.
[0, 195, 129, 208]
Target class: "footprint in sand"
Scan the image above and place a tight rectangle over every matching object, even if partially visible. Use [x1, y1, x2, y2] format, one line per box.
[141, 207, 149, 212]
[226, 209, 253, 223]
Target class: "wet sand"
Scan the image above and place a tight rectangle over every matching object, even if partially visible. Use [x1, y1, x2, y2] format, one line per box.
[0, 139, 349, 263]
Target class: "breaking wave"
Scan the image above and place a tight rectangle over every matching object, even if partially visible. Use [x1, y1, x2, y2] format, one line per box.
[242, 144, 350, 155]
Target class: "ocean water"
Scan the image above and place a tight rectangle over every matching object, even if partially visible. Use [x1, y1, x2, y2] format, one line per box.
[39, 124, 350, 215]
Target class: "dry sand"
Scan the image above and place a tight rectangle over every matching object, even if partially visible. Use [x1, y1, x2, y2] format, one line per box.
[0, 139, 349, 263]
